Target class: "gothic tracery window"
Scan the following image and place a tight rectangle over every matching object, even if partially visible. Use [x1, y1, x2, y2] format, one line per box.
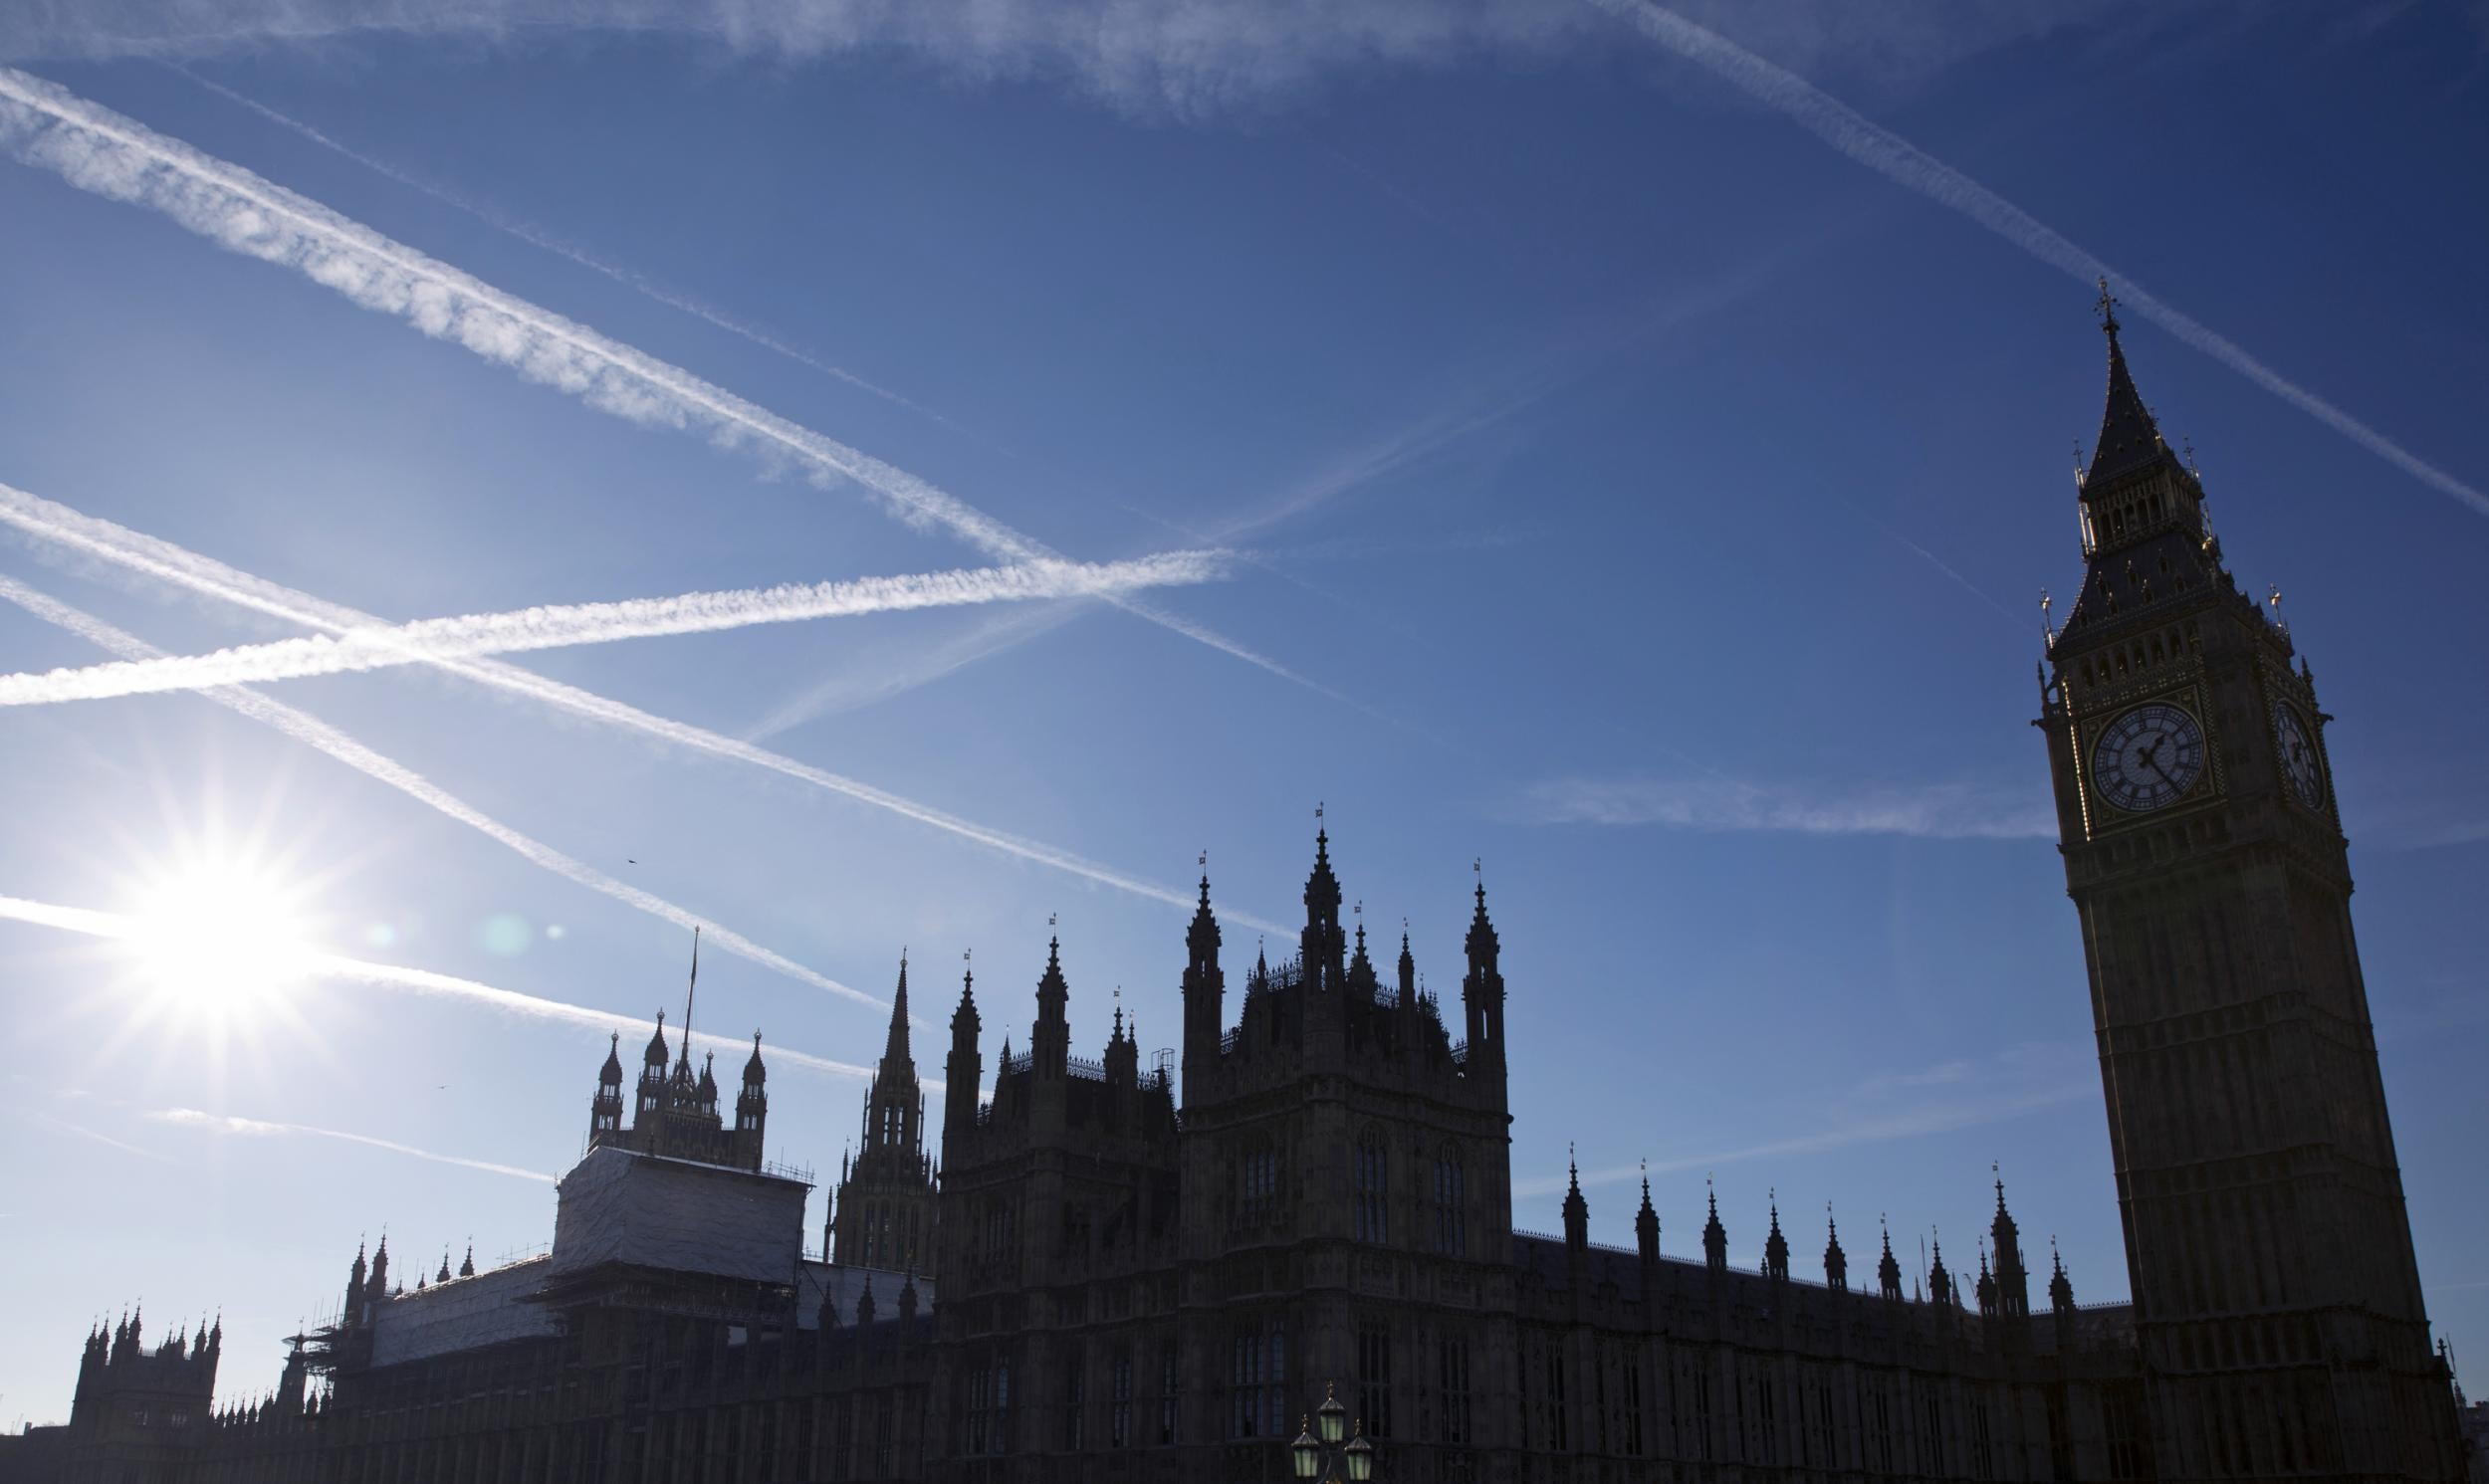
[1356, 1133, 1389, 1244]
[1432, 1148, 1467, 1257]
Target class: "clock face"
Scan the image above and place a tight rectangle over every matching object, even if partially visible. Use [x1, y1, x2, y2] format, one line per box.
[2090, 702, 2206, 814]
[2273, 703, 2325, 807]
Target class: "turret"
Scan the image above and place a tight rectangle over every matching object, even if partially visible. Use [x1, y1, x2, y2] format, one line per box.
[1462, 870, 1506, 1071]
[592, 1031, 624, 1139]
[1762, 1195, 1789, 1282]
[1988, 1172, 2031, 1324]
[737, 1033, 768, 1139]
[1104, 995, 1139, 1086]
[1825, 1209, 1848, 1291]
[342, 1240, 367, 1325]
[1031, 936, 1070, 1078]
[1701, 1181, 1726, 1275]
[367, 1237, 389, 1301]
[1878, 1221, 1903, 1301]
[639, 1010, 670, 1116]
[1928, 1235, 1955, 1311]
[946, 963, 982, 1164]
[1634, 1170, 1660, 1271]
[1301, 821, 1346, 991]
[459, 1242, 475, 1279]
[1976, 1244, 1997, 1318]
[1560, 1148, 1589, 1259]
[1180, 867, 1223, 1102]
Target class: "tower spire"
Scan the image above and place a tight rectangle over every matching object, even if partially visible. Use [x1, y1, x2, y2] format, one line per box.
[884, 953, 913, 1065]
[677, 927, 701, 1071]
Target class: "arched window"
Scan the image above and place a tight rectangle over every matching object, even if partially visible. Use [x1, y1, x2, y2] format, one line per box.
[1356, 1134, 1390, 1244]
[1432, 1149, 1467, 1257]
[1238, 1139, 1278, 1223]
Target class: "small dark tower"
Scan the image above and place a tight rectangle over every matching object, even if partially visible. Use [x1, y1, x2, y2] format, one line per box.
[736, 1034, 768, 1144]
[1975, 1244, 1998, 1319]
[1824, 1208, 1848, 1291]
[1634, 1168, 1660, 1273]
[1560, 1148, 1589, 1261]
[1762, 1194, 1789, 1283]
[590, 1032, 624, 1139]
[367, 1236, 389, 1299]
[637, 1010, 669, 1118]
[1179, 866, 1223, 1104]
[1989, 1171, 2031, 1327]
[2051, 1238, 2079, 1323]
[458, 1242, 474, 1279]
[1928, 1236, 1955, 1311]
[832, 956, 939, 1271]
[1301, 821, 1346, 991]
[1701, 1181, 1727, 1275]
[1461, 869, 1507, 1077]
[1031, 937, 1070, 1079]
[341, 1240, 367, 1326]
[945, 960, 983, 1168]
[1878, 1220, 1903, 1302]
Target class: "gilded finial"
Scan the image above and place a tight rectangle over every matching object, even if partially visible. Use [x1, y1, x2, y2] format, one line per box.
[2095, 276, 2120, 332]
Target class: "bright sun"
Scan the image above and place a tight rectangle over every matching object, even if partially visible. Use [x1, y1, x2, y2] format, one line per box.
[128, 858, 319, 1016]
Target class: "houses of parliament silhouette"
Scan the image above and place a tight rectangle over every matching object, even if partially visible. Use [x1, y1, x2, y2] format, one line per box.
[0, 305, 2465, 1483]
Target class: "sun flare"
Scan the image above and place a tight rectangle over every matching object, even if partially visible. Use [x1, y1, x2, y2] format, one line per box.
[127, 857, 318, 1017]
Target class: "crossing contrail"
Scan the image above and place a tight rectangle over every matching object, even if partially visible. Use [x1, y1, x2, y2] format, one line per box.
[1588, 0, 2489, 521]
[0, 890, 881, 1083]
[0, 483, 1287, 935]
[0, 65, 1326, 696]
[0, 572, 908, 1018]
[0, 548, 1226, 708]
[169, 66, 963, 430]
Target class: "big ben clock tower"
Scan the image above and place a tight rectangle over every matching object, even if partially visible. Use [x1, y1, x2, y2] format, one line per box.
[2038, 289, 2459, 1480]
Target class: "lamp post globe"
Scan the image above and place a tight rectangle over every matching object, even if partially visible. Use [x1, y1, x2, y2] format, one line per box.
[1291, 1421, 1321, 1481]
[1317, 1383, 1348, 1446]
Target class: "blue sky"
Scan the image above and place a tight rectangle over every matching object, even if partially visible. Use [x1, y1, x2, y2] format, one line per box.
[3, 0, 2486, 1426]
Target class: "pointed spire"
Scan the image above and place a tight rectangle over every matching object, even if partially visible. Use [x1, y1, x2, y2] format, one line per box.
[600, 1030, 623, 1085]
[1701, 1176, 1727, 1273]
[1562, 1143, 1589, 1253]
[644, 1008, 669, 1068]
[2049, 1236, 2077, 1317]
[1633, 1159, 1660, 1263]
[2083, 279, 2177, 489]
[674, 927, 704, 1076]
[459, 1242, 475, 1279]
[1763, 1190, 1789, 1281]
[883, 954, 913, 1066]
[745, 1031, 767, 1086]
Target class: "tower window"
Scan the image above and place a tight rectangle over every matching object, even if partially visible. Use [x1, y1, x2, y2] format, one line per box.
[1356, 1134, 1390, 1244]
[1432, 1150, 1467, 1257]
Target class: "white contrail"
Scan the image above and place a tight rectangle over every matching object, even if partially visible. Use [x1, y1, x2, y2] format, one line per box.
[0, 549, 1226, 707]
[169, 66, 962, 429]
[0, 573, 905, 1017]
[0, 65, 1325, 696]
[150, 1107, 558, 1183]
[0, 890, 880, 1082]
[1589, 0, 2489, 521]
[0, 483, 1287, 936]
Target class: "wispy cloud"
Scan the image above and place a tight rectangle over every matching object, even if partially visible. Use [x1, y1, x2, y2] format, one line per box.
[1520, 775, 2055, 840]
[0, 548, 1226, 708]
[0, 67, 1323, 698]
[1592, 0, 2489, 521]
[0, 484, 1290, 937]
[149, 1106, 556, 1182]
[0, 572, 901, 1017]
[169, 67, 959, 427]
[1519, 1041, 2095, 1199]
[0, 2, 2150, 115]
[0, 889, 881, 1082]
[746, 603, 1089, 742]
[36, 1111, 175, 1164]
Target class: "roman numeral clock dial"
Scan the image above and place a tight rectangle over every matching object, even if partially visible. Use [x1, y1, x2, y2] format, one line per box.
[2089, 702, 2206, 814]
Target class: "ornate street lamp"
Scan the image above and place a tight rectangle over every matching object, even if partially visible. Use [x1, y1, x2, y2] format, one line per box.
[1290, 1384, 1374, 1484]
